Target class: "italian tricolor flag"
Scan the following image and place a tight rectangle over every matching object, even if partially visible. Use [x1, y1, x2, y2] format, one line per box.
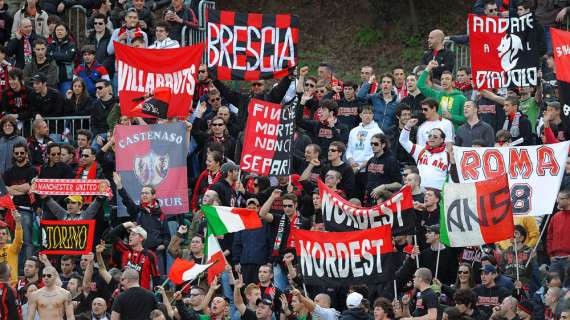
[202, 205, 262, 235]
[168, 258, 213, 285]
[440, 174, 514, 247]
[206, 231, 227, 284]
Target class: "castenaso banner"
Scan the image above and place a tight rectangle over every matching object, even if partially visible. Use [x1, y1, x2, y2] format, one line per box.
[240, 99, 294, 176]
[453, 141, 570, 216]
[115, 42, 203, 118]
[468, 13, 540, 89]
[206, 9, 298, 80]
[115, 123, 189, 215]
[440, 174, 514, 247]
[318, 179, 415, 235]
[202, 205, 262, 235]
[293, 226, 394, 286]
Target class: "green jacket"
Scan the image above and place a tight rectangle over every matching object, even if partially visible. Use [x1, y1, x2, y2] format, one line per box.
[418, 70, 467, 128]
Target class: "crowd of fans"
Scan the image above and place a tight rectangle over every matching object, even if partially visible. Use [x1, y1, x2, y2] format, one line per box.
[0, 0, 568, 319]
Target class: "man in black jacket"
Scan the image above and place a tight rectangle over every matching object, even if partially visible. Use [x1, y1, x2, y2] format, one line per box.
[420, 29, 454, 82]
[29, 73, 64, 118]
[5, 18, 37, 69]
[87, 79, 116, 137]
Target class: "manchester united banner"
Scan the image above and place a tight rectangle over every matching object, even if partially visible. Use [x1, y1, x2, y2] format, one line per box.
[115, 42, 203, 118]
[41, 220, 96, 255]
[293, 226, 394, 286]
[115, 123, 189, 215]
[453, 141, 570, 216]
[319, 179, 415, 235]
[469, 13, 540, 89]
[239, 99, 294, 176]
[206, 9, 298, 80]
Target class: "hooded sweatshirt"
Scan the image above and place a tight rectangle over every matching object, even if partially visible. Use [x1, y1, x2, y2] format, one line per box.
[346, 121, 383, 166]
[418, 69, 467, 128]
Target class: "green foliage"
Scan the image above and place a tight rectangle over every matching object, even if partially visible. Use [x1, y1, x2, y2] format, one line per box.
[355, 27, 382, 48]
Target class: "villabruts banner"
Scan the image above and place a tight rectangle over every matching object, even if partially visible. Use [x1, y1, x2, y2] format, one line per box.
[319, 179, 415, 235]
[206, 9, 298, 80]
[293, 226, 394, 286]
[239, 99, 294, 176]
[115, 42, 203, 118]
[453, 141, 570, 216]
[468, 13, 540, 89]
[115, 123, 189, 215]
[40, 220, 96, 255]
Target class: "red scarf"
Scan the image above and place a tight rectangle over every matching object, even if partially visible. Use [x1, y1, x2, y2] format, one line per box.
[140, 199, 165, 221]
[191, 169, 221, 210]
[75, 162, 98, 203]
[424, 144, 446, 153]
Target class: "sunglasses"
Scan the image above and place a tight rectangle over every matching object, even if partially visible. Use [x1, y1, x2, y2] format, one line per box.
[305, 83, 315, 88]
[94, 21, 105, 25]
[282, 204, 294, 208]
[95, 86, 105, 90]
[81, 154, 91, 158]
[211, 123, 224, 127]
[328, 149, 338, 153]
[199, 70, 207, 73]
[428, 134, 442, 139]
[316, 89, 326, 94]
[370, 142, 380, 146]
[14, 151, 26, 155]
[252, 83, 264, 87]
[209, 97, 221, 102]
[50, 153, 61, 156]
[42, 274, 53, 278]
[421, 108, 430, 112]
[458, 270, 470, 274]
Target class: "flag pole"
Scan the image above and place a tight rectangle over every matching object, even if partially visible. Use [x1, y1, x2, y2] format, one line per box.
[393, 279, 398, 300]
[435, 243, 441, 280]
[413, 235, 420, 268]
[302, 283, 309, 298]
[513, 237, 520, 294]
[525, 215, 551, 268]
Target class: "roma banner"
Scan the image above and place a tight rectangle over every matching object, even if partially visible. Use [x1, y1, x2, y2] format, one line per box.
[551, 28, 570, 83]
[319, 179, 415, 235]
[440, 174, 514, 247]
[293, 226, 394, 286]
[454, 141, 570, 216]
[30, 179, 112, 197]
[206, 9, 298, 80]
[239, 99, 294, 176]
[469, 13, 540, 89]
[115, 123, 188, 215]
[115, 42, 203, 118]
[40, 220, 95, 255]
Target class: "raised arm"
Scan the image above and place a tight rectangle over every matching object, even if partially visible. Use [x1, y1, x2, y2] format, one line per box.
[233, 273, 247, 315]
[95, 240, 112, 284]
[259, 189, 281, 223]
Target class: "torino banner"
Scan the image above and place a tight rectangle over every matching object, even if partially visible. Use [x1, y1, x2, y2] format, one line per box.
[115, 123, 189, 215]
[453, 141, 570, 216]
[206, 9, 298, 80]
[115, 42, 203, 118]
[239, 99, 294, 176]
[40, 220, 96, 255]
[469, 13, 540, 89]
[293, 226, 394, 286]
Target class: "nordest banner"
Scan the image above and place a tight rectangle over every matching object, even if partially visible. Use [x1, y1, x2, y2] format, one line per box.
[115, 42, 203, 118]
[453, 141, 570, 216]
[293, 226, 394, 286]
[206, 9, 298, 80]
[239, 99, 294, 176]
[115, 123, 189, 215]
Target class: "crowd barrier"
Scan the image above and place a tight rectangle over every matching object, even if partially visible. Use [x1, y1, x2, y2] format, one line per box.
[23, 116, 91, 139]
[181, 0, 216, 64]
[66, 5, 88, 49]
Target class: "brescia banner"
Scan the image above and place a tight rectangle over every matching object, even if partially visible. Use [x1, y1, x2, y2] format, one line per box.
[206, 9, 298, 80]
[318, 179, 415, 235]
[31, 179, 112, 197]
[453, 141, 570, 216]
[40, 220, 96, 255]
[293, 225, 394, 286]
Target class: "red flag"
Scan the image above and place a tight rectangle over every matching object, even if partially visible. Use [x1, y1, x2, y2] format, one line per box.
[551, 28, 570, 82]
[169, 258, 213, 285]
[206, 233, 226, 284]
[130, 87, 173, 119]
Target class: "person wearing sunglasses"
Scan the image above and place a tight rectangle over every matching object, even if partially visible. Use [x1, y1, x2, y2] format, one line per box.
[27, 266, 75, 320]
[365, 133, 401, 204]
[37, 143, 73, 179]
[85, 13, 115, 76]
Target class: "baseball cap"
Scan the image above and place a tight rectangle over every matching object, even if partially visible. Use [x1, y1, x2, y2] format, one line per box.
[65, 195, 83, 204]
[256, 298, 273, 307]
[30, 73, 47, 83]
[246, 198, 260, 206]
[480, 264, 497, 273]
[346, 292, 363, 309]
[425, 224, 440, 234]
[130, 226, 147, 240]
[221, 162, 239, 175]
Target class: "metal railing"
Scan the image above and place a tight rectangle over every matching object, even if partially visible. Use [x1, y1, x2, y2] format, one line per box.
[444, 40, 471, 72]
[181, 0, 215, 63]
[24, 116, 91, 140]
[66, 5, 88, 49]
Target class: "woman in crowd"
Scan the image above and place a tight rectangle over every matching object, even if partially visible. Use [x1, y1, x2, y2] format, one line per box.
[0, 115, 26, 174]
[48, 23, 77, 94]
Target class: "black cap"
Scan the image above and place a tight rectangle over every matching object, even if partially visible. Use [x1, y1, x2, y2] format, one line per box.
[256, 298, 273, 307]
[425, 224, 440, 234]
[30, 73, 47, 83]
[81, 44, 96, 54]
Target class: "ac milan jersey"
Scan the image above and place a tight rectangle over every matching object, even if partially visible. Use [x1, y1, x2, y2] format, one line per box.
[115, 242, 159, 289]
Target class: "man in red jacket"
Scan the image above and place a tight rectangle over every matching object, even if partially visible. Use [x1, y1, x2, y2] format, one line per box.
[548, 189, 570, 276]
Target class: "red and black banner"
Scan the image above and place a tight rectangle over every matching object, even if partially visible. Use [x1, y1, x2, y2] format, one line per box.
[206, 9, 298, 80]
[40, 220, 95, 255]
[469, 13, 540, 89]
[130, 87, 172, 119]
[30, 179, 112, 197]
[319, 180, 415, 235]
[115, 123, 189, 215]
[552, 28, 570, 83]
[293, 226, 395, 286]
[115, 42, 203, 118]
[240, 99, 294, 176]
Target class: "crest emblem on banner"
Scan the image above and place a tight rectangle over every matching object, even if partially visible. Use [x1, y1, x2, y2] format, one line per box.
[498, 33, 523, 71]
[134, 151, 169, 187]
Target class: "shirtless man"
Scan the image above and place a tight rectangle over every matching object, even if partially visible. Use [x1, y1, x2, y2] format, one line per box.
[27, 266, 75, 320]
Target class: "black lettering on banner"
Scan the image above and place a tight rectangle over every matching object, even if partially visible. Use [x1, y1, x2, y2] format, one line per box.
[490, 185, 511, 223]
[510, 184, 531, 214]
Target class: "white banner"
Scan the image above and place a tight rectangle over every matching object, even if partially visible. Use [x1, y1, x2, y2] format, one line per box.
[453, 141, 570, 216]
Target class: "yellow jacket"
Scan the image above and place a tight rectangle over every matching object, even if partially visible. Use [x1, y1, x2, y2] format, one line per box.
[0, 223, 23, 285]
[498, 216, 539, 250]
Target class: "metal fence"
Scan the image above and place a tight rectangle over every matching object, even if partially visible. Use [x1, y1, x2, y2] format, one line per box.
[181, 0, 216, 63]
[444, 40, 470, 72]
[66, 5, 88, 49]
[24, 116, 91, 139]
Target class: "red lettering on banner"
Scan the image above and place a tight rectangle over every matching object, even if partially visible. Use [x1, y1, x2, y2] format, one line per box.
[536, 146, 560, 176]
[509, 148, 532, 179]
[460, 150, 481, 180]
[483, 150, 505, 179]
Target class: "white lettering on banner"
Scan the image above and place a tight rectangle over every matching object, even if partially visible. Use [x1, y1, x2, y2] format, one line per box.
[117, 60, 196, 95]
[134, 197, 182, 207]
[118, 131, 184, 148]
[207, 23, 296, 71]
[299, 239, 383, 279]
[471, 14, 534, 33]
[555, 45, 570, 57]
[475, 67, 538, 89]
[240, 155, 289, 175]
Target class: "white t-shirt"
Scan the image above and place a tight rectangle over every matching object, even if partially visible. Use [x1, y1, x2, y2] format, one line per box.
[417, 118, 454, 146]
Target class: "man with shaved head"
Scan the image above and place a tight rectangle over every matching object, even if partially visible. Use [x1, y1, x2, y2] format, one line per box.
[421, 29, 455, 81]
[27, 266, 75, 320]
[291, 289, 340, 320]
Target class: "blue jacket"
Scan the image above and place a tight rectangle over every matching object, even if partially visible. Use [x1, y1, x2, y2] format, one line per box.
[232, 223, 272, 265]
[357, 83, 399, 131]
